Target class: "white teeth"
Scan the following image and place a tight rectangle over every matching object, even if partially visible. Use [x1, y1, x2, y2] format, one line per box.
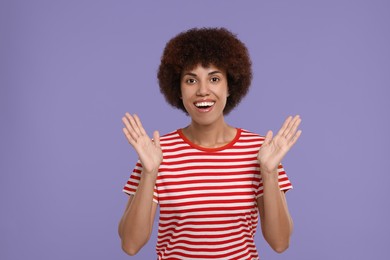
[195, 101, 215, 107]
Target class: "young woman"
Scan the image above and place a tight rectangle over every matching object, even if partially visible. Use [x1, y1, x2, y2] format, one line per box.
[118, 28, 302, 260]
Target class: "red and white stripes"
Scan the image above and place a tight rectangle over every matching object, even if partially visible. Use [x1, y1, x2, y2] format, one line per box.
[123, 128, 292, 260]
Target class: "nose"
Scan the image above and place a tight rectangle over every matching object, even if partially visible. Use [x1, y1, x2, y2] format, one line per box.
[196, 80, 210, 96]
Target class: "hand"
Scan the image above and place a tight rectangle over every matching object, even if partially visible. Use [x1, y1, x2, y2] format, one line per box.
[122, 113, 163, 175]
[257, 115, 302, 175]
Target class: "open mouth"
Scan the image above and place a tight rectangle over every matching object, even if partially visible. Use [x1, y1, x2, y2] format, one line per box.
[194, 101, 215, 110]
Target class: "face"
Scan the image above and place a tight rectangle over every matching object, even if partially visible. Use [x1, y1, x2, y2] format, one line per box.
[180, 64, 229, 126]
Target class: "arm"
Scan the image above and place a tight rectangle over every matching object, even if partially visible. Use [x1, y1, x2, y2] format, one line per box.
[257, 180, 293, 253]
[118, 176, 158, 255]
[118, 113, 162, 255]
[256, 115, 302, 253]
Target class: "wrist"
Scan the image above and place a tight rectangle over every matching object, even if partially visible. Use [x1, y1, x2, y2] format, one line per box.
[260, 168, 279, 182]
[140, 170, 158, 183]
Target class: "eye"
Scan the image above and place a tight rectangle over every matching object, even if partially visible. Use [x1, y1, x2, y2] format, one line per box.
[185, 78, 197, 84]
[210, 77, 220, 83]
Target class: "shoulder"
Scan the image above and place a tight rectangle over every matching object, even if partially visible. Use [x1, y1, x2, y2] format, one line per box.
[232, 128, 266, 149]
[158, 130, 182, 147]
[160, 129, 180, 140]
[239, 128, 266, 141]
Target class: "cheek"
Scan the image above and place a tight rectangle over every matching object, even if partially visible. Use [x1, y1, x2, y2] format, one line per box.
[218, 86, 229, 99]
[180, 92, 190, 102]
[180, 86, 195, 101]
[180, 92, 192, 110]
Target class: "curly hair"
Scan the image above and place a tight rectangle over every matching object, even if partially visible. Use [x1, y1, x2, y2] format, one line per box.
[157, 27, 252, 115]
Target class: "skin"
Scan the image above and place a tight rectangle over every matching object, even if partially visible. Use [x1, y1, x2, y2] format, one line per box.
[118, 63, 302, 255]
[256, 115, 301, 252]
[179, 64, 236, 147]
[118, 113, 160, 255]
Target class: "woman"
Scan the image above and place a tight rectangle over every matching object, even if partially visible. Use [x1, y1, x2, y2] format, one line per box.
[118, 27, 302, 259]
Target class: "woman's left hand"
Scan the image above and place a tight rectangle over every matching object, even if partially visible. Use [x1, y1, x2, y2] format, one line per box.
[257, 115, 302, 175]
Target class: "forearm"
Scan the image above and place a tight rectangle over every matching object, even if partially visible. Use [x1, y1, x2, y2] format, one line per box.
[261, 170, 293, 252]
[119, 172, 157, 255]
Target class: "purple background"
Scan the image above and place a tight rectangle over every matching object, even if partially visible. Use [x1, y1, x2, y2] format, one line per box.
[1, 0, 389, 259]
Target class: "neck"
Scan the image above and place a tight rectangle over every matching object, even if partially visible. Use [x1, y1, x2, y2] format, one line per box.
[183, 118, 236, 148]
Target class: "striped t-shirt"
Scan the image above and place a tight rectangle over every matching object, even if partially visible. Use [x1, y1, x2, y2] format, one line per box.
[123, 128, 292, 260]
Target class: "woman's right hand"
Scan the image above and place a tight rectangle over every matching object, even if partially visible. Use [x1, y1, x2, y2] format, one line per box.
[122, 113, 163, 175]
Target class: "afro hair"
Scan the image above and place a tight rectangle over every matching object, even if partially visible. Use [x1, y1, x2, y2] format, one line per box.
[157, 27, 252, 115]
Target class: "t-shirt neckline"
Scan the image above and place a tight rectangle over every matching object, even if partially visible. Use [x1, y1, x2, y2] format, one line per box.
[177, 128, 242, 152]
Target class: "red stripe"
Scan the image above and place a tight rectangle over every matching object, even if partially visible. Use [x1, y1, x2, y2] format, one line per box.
[158, 218, 257, 228]
[162, 157, 257, 165]
[160, 198, 255, 208]
[158, 170, 259, 179]
[163, 150, 258, 159]
[159, 210, 258, 221]
[163, 144, 261, 154]
[157, 184, 258, 194]
[159, 163, 260, 172]
[161, 244, 257, 259]
[157, 177, 257, 187]
[158, 225, 256, 241]
[160, 205, 256, 215]
[159, 191, 254, 201]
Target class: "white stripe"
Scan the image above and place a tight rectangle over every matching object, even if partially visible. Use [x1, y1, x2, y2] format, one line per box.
[159, 209, 256, 218]
[159, 215, 258, 225]
[160, 195, 255, 204]
[161, 143, 191, 150]
[158, 222, 255, 237]
[161, 202, 255, 211]
[157, 239, 253, 258]
[157, 182, 256, 191]
[157, 236, 255, 250]
[161, 160, 259, 169]
[157, 167, 260, 176]
[158, 222, 255, 233]
[158, 173, 257, 182]
[158, 188, 260, 198]
[163, 154, 258, 162]
[163, 147, 260, 156]
[159, 209, 258, 217]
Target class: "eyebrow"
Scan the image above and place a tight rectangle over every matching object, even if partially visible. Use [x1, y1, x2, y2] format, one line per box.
[183, 70, 223, 77]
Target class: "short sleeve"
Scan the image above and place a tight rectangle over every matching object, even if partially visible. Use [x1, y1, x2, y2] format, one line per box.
[255, 163, 293, 198]
[122, 160, 159, 204]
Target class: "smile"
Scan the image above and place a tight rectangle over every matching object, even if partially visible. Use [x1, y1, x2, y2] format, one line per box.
[195, 101, 215, 108]
[194, 101, 215, 112]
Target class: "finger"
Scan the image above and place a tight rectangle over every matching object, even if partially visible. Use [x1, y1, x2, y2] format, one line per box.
[153, 130, 161, 147]
[281, 115, 300, 137]
[263, 130, 273, 146]
[133, 114, 147, 136]
[285, 116, 302, 140]
[281, 115, 299, 137]
[122, 115, 139, 141]
[277, 116, 293, 137]
[289, 129, 302, 147]
[126, 113, 142, 138]
[122, 127, 136, 146]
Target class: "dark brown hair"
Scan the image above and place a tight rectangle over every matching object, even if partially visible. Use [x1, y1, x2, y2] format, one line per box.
[157, 27, 252, 115]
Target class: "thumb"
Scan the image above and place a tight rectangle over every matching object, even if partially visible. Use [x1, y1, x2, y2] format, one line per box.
[264, 130, 273, 146]
[153, 130, 161, 147]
